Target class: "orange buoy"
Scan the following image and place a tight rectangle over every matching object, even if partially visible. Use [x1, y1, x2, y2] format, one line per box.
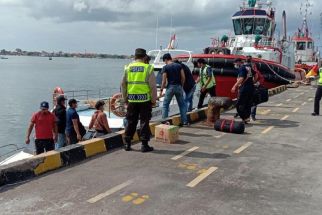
[53, 87, 64, 95]
[53, 87, 65, 106]
[110, 93, 126, 117]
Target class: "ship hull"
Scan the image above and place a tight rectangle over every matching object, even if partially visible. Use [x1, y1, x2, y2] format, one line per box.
[179, 54, 295, 99]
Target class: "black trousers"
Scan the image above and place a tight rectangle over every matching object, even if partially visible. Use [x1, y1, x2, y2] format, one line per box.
[236, 89, 254, 120]
[314, 86, 322, 114]
[197, 85, 216, 109]
[125, 101, 152, 142]
[35, 139, 55, 155]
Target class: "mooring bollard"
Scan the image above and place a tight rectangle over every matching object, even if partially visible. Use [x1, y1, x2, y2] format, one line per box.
[206, 97, 232, 126]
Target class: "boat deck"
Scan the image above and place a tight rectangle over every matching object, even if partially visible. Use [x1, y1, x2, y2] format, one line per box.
[2, 86, 322, 215]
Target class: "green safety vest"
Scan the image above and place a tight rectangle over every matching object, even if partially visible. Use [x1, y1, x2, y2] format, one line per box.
[200, 65, 215, 89]
[319, 68, 322, 86]
[126, 61, 153, 103]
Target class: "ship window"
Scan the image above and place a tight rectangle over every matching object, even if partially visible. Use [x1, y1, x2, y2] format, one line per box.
[253, 18, 267, 35]
[307, 42, 313, 49]
[233, 18, 270, 35]
[242, 18, 254, 35]
[233, 19, 243, 35]
[297, 42, 306, 50]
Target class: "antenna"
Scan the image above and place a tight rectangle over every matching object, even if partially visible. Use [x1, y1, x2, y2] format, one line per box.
[320, 12, 322, 31]
[299, 0, 312, 37]
[155, 16, 159, 49]
[282, 11, 287, 41]
[170, 16, 173, 39]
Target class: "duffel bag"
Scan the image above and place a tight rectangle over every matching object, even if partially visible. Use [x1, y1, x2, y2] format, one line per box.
[253, 86, 269, 105]
[214, 119, 245, 134]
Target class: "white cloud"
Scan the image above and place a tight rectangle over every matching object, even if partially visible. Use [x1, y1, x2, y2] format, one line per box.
[73, 0, 88, 12]
[0, 0, 320, 53]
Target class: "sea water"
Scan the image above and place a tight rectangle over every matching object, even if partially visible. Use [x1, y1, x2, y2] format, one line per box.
[0, 56, 130, 155]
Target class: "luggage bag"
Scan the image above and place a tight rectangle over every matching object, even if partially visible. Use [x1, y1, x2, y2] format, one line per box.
[214, 119, 245, 134]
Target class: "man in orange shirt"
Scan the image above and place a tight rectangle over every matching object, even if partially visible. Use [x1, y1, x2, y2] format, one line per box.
[25, 101, 58, 155]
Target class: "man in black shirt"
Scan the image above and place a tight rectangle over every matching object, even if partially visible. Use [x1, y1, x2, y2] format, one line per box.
[174, 60, 196, 112]
[231, 58, 255, 123]
[53, 95, 67, 149]
[160, 54, 188, 126]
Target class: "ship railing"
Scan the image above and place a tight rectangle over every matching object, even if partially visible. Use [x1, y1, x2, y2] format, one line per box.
[228, 37, 276, 48]
[64, 87, 120, 101]
[258, 40, 276, 47]
[63, 87, 178, 118]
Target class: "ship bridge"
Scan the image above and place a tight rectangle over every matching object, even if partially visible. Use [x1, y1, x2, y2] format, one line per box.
[232, 9, 275, 37]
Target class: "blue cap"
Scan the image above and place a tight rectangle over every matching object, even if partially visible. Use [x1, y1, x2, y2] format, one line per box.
[40, 101, 49, 109]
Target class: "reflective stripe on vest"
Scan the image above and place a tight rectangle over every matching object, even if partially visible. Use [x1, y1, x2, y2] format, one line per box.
[200, 65, 215, 88]
[126, 62, 153, 103]
[319, 68, 322, 86]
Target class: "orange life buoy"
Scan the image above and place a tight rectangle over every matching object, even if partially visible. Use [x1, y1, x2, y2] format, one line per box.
[53, 87, 64, 95]
[53, 87, 65, 106]
[110, 93, 126, 117]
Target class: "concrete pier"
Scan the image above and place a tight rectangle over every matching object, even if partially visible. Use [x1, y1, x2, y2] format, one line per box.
[1, 86, 322, 215]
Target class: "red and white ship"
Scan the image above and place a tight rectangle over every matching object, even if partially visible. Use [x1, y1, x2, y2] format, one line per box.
[293, 0, 320, 78]
[177, 0, 296, 99]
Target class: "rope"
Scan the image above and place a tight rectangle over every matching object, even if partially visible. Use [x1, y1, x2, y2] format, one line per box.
[262, 61, 294, 84]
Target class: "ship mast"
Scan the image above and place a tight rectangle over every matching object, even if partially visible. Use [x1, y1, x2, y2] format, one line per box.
[299, 0, 312, 37]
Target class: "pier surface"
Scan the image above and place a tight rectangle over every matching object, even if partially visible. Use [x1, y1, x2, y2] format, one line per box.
[1, 86, 322, 215]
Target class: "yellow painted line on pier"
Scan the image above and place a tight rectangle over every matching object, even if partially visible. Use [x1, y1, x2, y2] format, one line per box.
[308, 98, 313, 102]
[214, 133, 226, 139]
[233, 142, 253, 154]
[87, 180, 133, 204]
[262, 126, 274, 134]
[292, 107, 300, 113]
[286, 99, 292, 102]
[301, 102, 307, 106]
[276, 103, 283, 107]
[186, 167, 218, 188]
[171, 147, 199, 161]
[280, 115, 289, 121]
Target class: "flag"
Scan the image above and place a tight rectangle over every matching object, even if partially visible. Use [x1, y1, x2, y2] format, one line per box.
[306, 64, 319, 78]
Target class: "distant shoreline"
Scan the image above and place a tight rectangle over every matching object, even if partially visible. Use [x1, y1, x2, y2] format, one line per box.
[0, 55, 132, 60]
[0, 49, 132, 59]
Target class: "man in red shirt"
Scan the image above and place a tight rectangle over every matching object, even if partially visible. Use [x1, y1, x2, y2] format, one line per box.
[25, 101, 58, 155]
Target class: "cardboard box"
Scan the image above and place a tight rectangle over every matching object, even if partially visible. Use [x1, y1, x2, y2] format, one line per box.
[155, 124, 180, 144]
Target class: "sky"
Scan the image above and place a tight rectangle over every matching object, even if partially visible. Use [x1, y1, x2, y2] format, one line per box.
[0, 0, 321, 54]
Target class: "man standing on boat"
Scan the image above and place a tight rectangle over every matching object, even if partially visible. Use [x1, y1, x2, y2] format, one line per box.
[312, 66, 322, 116]
[196, 58, 216, 109]
[160, 53, 188, 126]
[232, 58, 255, 124]
[121, 48, 157, 152]
[25, 101, 57, 155]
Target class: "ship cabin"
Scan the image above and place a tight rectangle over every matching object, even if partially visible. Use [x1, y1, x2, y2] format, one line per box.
[293, 35, 315, 63]
[293, 36, 314, 52]
[232, 8, 275, 38]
